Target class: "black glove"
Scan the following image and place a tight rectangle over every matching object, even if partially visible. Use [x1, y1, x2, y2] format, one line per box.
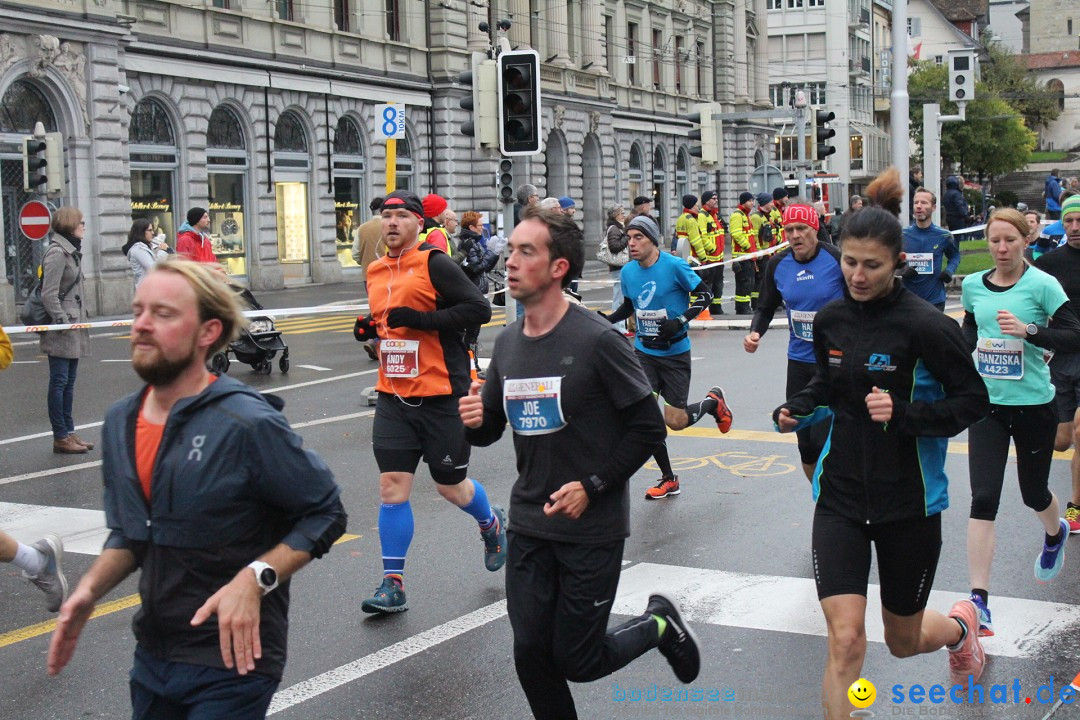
[900, 264, 919, 281]
[353, 315, 377, 342]
[940, 271, 953, 285]
[596, 310, 611, 322]
[387, 306, 428, 329]
[657, 316, 686, 340]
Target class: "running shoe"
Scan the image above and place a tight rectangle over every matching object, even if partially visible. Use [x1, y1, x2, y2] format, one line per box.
[480, 505, 507, 572]
[645, 592, 701, 683]
[22, 534, 68, 613]
[363, 341, 379, 361]
[968, 593, 994, 637]
[1035, 519, 1069, 584]
[1066, 504, 1080, 534]
[706, 387, 734, 434]
[645, 476, 681, 500]
[361, 577, 408, 614]
[946, 600, 985, 688]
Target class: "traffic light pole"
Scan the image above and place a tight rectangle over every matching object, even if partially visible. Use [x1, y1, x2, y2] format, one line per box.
[795, 105, 810, 201]
[922, 102, 967, 228]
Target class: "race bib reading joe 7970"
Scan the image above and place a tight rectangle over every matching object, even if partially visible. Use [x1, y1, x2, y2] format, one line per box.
[503, 376, 566, 435]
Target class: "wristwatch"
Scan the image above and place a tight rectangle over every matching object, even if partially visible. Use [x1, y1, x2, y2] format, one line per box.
[1026, 323, 1039, 337]
[248, 561, 279, 595]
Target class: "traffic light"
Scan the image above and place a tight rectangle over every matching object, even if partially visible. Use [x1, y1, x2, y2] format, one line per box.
[457, 56, 499, 148]
[23, 136, 47, 192]
[498, 158, 514, 204]
[948, 49, 977, 105]
[814, 110, 836, 161]
[688, 105, 720, 166]
[22, 132, 65, 194]
[497, 49, 542, 156]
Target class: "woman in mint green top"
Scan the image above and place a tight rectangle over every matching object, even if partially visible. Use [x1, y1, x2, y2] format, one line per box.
[960, 209, 1080, 638]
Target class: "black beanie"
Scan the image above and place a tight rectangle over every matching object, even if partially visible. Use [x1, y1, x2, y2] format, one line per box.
[773, 187, 789, 201]
[700, 191, 716, 205]
[739, 192, 754, 205]
[682, 194, 698, 209]
[187, 207, 208, 225]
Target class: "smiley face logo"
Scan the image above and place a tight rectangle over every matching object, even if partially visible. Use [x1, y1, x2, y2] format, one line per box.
[847, 678, 876, 709]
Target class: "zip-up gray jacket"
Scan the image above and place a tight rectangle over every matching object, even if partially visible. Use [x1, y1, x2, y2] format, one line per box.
[101, 374, 347, 678]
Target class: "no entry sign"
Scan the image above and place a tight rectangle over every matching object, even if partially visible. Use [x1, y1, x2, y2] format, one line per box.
[19, 201, 52, 241]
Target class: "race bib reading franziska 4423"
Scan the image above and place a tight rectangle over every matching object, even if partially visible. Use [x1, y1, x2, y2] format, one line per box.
[976, 337, 1024, 380]
[503, 376, 566, 435]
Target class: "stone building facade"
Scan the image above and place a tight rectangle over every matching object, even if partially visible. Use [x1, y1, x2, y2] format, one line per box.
[0, 0, 773, 323]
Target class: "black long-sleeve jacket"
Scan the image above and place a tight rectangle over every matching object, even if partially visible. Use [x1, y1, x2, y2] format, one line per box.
[775, 283, 988, 524]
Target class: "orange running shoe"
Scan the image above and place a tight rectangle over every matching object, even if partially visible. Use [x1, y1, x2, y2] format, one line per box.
[707, 387, 734, 433]
[645, 476, 680, 500]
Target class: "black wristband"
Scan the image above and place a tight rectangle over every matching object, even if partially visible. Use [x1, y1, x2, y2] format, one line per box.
[581, 474, 608, 502]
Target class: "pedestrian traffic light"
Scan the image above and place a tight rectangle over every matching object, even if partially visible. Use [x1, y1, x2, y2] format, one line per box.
[44, 132, 65, 195]
[457, 56, 499, 149]
[948, 49, 977, 105]
[688, 105, 720, 166]
[22, 136, 47, 192]
[497, 49, 542, 156]
[498, 158, 514, 204]
[814, 110, 836, 161]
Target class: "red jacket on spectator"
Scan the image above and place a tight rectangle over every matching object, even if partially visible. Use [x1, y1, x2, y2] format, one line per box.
[176, 230, 218, 264]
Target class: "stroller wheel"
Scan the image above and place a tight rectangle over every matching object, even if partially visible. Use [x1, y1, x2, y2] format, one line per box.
[279, 353, 290, 374]
[255, 360, 272, 375]
[210, 352, 230, 375]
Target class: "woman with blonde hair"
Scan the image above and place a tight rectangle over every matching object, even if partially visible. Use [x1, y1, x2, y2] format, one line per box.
[41, 206, 92, 454]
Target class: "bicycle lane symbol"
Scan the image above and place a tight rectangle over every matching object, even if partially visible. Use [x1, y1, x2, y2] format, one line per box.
[645, 450, 796, 478]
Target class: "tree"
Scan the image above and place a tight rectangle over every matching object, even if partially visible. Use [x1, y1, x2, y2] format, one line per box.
[908, 58, 1037, 179]
[978, 37, 1062, 131]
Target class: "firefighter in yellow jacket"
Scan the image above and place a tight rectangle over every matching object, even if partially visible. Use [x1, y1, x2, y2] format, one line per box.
[698, 191, 726, 315]
[729, 192, 758, 315]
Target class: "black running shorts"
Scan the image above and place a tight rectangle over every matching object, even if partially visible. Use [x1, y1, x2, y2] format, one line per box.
[372, 393, 471, 484]
[811, 504, 942, 617]
[634, 350, 692, 409]
[1051, 353, 1080, 424]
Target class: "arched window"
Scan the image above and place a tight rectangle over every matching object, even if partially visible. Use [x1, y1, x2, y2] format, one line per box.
[333, 116, 368, 268]
[628, 143, 644, 205]
[0, 80, 58, 134]
[653, 146, 668, 231]
[396, 131, 414, 191]
[130, 97, 175, 146]
[208, 106, 245, 150]
[207, 106, 249, 276]
[1048, 79, 1065, 112]
[274, 111, 308, 153]
[129, 97, 179, 250]
[545, 131, 568, 199]
[676, 148, 690, 202]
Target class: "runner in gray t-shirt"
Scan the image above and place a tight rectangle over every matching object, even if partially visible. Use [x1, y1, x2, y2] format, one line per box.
[460, 206, 702, 720]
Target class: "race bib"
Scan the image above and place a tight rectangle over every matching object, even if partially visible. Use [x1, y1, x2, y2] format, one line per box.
[380, 339, 420, 378]
[789, 310, 816, 342]
[907, 253, 934, 275]
[976, 337, 1024, 380]
[636, 308, 668, 338]
[503, 376, 566, 435]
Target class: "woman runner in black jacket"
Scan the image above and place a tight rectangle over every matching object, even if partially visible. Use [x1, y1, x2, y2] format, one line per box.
[774, 169, 989, 717]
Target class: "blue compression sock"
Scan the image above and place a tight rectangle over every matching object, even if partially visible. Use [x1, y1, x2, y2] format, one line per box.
[379, 501, 414, 579]
[460, 478, 496, 529]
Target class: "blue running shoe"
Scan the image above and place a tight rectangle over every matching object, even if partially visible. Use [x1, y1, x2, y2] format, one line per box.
[1035, 519, 1069, 584]
[361, 577, 408, 614]
[969, 593, 994, 637]
[481, 505, 507, 572]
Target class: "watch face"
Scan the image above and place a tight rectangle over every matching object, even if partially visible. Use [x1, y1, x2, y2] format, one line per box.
[260, 567, 277, 586]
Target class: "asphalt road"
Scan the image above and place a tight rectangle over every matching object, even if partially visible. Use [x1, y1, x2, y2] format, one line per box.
[1, 270, 1079, 720]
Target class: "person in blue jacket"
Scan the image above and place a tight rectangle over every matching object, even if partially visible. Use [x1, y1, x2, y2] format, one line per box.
[902, 187, 959, 310]
[944, 175, 971, 232]
[1046, 169, 1063, 220]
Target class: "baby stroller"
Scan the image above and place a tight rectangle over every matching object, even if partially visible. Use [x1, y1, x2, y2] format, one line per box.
[208, 285, 290, 375]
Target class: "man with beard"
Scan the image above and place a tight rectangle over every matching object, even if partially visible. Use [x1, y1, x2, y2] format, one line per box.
[48, 259, 347, 719]
[902, 188, 959, 311]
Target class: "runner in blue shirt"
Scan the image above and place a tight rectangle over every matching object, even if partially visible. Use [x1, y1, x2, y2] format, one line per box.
[902, 188, 959, 310]
[604, 214, 733, 500]
[745, 203, 845, 479]
[961, 207, 1080, 637]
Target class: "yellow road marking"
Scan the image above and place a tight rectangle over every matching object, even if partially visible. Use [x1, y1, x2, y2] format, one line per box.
[0, 534, 361, 650]
[671, 425, 1074, 460]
